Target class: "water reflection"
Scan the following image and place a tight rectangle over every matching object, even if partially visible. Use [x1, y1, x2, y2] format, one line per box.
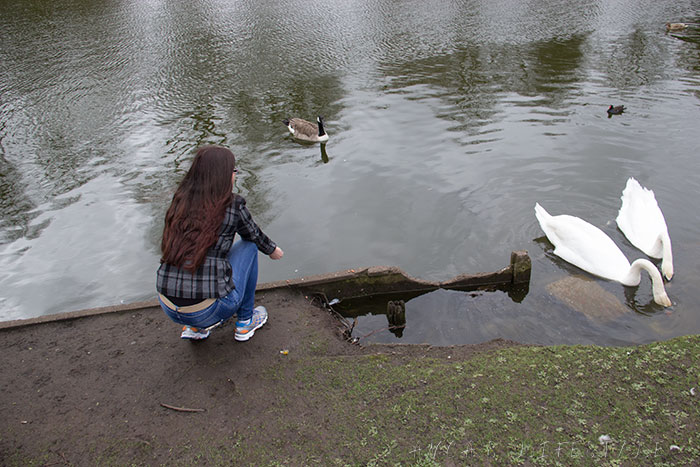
[341, 281, 673, 346]
[320, 144, 329, 164]
[0, 154, 36, 243]
[601, 29, 675, 88]
[670, 20, 700, 80]
[283, 138, 330, 164]
[386, 300, 406, 337]
[377, 34, 589, 147]
[337, 283, 530, 344]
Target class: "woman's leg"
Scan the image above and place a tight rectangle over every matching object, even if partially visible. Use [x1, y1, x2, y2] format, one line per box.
[221, 239, 259, 322]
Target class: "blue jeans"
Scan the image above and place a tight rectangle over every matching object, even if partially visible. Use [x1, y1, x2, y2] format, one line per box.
[159, 239, 259, 328]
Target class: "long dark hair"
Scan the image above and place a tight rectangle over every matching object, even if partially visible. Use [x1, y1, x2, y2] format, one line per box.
[160, 145, 236, 272]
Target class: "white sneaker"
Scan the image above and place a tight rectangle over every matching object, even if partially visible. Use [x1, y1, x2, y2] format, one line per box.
[234, 306, 268, 341]
[180, 325, 210, 340]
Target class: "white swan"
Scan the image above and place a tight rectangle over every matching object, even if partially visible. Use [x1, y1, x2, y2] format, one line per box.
[535, 203, 672, 307]
[616, 177, 673, 280]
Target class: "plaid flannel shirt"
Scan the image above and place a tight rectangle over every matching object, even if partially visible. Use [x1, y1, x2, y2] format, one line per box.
[156, 194, 276, 300]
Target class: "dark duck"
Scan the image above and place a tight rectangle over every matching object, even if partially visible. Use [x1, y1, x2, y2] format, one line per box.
[607, 105, 625, 117]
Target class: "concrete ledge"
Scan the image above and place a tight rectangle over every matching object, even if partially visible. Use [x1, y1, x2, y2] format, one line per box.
[258, 266, 438, 298]
[262, 250, 531, 298]
[0, 251, 530, 330]
[0, 300, 159, 330]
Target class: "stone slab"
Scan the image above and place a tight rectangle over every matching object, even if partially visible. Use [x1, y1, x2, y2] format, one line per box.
[546, 275, 630, 323]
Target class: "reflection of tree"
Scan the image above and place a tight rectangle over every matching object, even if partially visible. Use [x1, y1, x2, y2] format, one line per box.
[0, 153, 36, 243]
[600, 28, 679, 88]
[0, 2, 124, 201]
[378, 35, 586, 135]
[162, 103, 228, 172]
[140, 1, 349, 231]
[149, 0, 347, 151]
[668, 17, 700, 88]
[524, 35, 587, 100]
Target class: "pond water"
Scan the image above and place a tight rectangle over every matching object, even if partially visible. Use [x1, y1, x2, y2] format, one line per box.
[1, 0, 699, 345]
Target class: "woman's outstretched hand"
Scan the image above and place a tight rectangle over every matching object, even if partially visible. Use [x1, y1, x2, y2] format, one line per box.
[270, 247, 284, 260]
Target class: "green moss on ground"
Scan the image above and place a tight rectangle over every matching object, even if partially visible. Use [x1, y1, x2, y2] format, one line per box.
[277, 337, 697, 465]
[112, 335, 697, 466]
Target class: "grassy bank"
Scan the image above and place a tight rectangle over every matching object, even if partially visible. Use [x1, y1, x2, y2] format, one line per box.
[102, 336, 698, 465]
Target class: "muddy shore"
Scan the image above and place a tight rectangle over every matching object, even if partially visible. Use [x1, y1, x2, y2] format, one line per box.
[1, 276, 518, 465]
[2, 265, 697, 465]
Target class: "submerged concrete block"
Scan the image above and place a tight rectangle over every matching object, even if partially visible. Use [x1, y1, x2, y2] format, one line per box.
[546, 275, 629, 323]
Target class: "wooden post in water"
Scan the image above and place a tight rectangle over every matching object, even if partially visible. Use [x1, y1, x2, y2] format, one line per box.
[511, 250, 531, 284]
[386, 300, 406, 337]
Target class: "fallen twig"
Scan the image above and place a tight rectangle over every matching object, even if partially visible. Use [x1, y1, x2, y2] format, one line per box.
[160, 402, 205, 413]
[45, 450, 70, 466]
[128, 437, 152, 447]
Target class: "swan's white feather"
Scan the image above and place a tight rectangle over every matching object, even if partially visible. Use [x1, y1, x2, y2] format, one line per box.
[535, 203, 630, 281]
[616, 177, 673, 279]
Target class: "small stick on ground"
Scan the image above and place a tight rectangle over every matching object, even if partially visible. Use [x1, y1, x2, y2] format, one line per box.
[128, 437, 152, 446]
[44, 451, 71, 466]
[160, 403, 205, 413]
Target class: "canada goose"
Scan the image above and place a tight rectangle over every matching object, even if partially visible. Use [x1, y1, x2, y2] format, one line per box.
[535, 203, 672, 307]
[616, 177, 673, 280]
[282, 116, 329, 143]
[607, 105, 625, 116]
[666, 22, 688, 32]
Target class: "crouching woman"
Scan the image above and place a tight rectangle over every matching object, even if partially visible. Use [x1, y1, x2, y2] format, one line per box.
[156, 145, 283, 341]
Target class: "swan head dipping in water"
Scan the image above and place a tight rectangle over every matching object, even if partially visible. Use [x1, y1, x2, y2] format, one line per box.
[616, 177, 673, 280]
[535, 203, 672, 307]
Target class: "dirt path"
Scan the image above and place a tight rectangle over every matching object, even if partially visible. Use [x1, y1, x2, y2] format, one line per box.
[1, 287, 513, 465]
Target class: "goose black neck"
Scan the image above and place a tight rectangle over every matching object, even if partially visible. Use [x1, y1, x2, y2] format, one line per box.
[317, 117, 326, 136]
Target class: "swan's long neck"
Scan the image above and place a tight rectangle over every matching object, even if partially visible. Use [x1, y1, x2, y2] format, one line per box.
[657, 232, 674, 280]
[623, 259, 672, 307]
